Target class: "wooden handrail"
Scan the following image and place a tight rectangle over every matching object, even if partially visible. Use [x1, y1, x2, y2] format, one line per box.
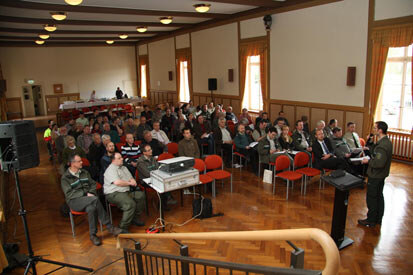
[117, 228, 340, 275]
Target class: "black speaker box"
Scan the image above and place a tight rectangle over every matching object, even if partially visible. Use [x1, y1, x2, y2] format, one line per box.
[208, 78, 217, 91]
[0, 120, 39, 171]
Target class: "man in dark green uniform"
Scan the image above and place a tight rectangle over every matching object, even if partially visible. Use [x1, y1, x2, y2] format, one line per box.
[358, 121, 392, 227]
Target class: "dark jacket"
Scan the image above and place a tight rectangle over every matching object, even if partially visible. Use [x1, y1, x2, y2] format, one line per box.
[61, 168, 96, 203]
[257, 136, 282, 164]
[213, 127, 234, 154]
[312, 138, 334, 168]
[330, 137, 351, 158]
[278, 136, 294, 150]
[141, 139, 165, 157]
[136, 155, 159, 179]
[161, 114, 175, 135]
[292, 130, 311, 151]
[178, 137, 200, 159]
[193, 121, 212, 145]
[234, 132, 252, 151]
[367, 136, 392, 179]
[136, 124, 152, 141]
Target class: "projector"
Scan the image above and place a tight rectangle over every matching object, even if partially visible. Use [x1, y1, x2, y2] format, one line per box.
[158, 156, 195, 174]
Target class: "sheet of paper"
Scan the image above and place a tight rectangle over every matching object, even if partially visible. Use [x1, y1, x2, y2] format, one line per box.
[350, 156, 370, 162]
[249, 142, 258, 148]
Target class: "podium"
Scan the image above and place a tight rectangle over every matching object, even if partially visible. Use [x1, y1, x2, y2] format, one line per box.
[321, 172, 363, 250]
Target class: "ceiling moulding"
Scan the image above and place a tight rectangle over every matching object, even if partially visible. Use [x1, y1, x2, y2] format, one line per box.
[0, 36, 141, 41]
[0, 0, 227, 19]
[137, 0, 343, 45]
[0, 41, 137, 47]
[0, 27, 164, 35]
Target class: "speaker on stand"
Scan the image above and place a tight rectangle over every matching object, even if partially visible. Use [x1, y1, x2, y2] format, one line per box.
[208, 78, 217, 102]
[0, 120, 93, 274]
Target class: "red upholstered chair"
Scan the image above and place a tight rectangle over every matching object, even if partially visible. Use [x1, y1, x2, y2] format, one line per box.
[61, 111, 71, 123]
[232, 143, 248, 171]
[227, 120, 235, 135]
[124, 104, 134, 117]
[205, 155, 232, 193]
[359, 138, 366, 147]
[72, 109, 80, 119]
[115, 142, 125, 153]
[167, 142, 179, 156]
[81, 157, 90, 167]
[294, 152, 321, 195]
[274, 155, 303, 200]
[82, 107, 90, 114]
[120, 135, 127, 144]
[193, 158, 215, 196]
[157, 153, 174, 161]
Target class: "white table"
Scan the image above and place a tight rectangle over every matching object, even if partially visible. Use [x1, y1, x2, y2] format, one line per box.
[59, 97, 143, 110]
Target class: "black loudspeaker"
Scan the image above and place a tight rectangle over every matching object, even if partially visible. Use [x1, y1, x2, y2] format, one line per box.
[208, 78, 217, 91]
[0, 120, 39, 172]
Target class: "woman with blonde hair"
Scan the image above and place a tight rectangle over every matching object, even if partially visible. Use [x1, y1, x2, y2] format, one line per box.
[278, 125, 294, 150]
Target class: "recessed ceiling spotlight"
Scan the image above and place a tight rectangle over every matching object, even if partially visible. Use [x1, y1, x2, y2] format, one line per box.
[106, 40, 114, 44]
[194, 4, 211, 13]
[35, 40, 45, 45]
[50, 12, 67, 21]
[38, 34, 50, 39]
[119, 34, 128, 39]
[159, 16, 173, 25]
[44, 24, 57, 32]
[65, 0, 83, 5]
[136, 26, 147, 33]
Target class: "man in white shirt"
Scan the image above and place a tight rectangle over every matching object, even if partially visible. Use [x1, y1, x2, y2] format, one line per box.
[213, 118, 233, 167]
[151, 121, 170, 145]
[104, 152, 145, 233]
[75, 111, 89, 127]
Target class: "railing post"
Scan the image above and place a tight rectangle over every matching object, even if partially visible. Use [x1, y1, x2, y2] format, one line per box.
[180, 245, 189, 275]
[135, 242, 145, 275]
[287, 241, 305, 269]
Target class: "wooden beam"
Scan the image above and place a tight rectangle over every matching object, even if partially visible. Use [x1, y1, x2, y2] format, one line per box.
[0, 15, 192, 27]
[0, 35, 141, 41]
[0, 41, 137, 47]
[197, 0, 284, 8]
[0, 27, 162, 35]
[0, 0, 228, 19]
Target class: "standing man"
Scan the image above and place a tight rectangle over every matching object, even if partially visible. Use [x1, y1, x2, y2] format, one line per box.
[358, 121, 392, 227]
[61, 154, 121, 246]
[104, 152, 145, 233]
[116, 87, 123, 99]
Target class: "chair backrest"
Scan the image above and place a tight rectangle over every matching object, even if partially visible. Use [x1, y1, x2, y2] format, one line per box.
[294, 152, 309, 169]
[167, 142, 179, 155]
[158, 153, 174, 161]
[359, 138, 366, 147]
[228, 123, 235, 135]
[116, 142, 125, 152]
[100, 105, 107, 111]
[193, 158, 206, 173]
[134, 140, 142, 146]
[204, 154, 223, 170]
[81, 157, 90, 166]
[82, 107, 90, 113]
[125, 104, 132, 111]
[275, 155, 291, 171]
[120, 135, 126, 143]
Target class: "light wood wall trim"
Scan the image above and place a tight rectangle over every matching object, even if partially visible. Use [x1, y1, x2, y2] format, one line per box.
[239, 35, 268, 44]
[193, 92, 240, 100]
[5, 97, 23, 118]
[269, 99, 364, 113]
[45, 92, 80, 115]
[372, 15, 413, 28]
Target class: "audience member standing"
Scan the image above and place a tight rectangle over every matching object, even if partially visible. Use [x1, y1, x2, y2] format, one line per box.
[44, 119, 54, 161]
[87, 133, 105, 180]
[116, 87, 123, 99]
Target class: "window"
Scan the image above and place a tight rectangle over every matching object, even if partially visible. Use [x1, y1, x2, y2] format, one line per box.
[375, 45, 412, 131]
[179, 61, 190, 103]
[242, 55, 263, 112]
[140, 64, 147, 97]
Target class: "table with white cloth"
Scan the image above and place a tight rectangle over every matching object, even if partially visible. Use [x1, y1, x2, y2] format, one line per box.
[59, 97, 143, 110]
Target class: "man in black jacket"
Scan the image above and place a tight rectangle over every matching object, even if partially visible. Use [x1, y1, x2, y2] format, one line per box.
[213, 118, 234, 167]
[312, 129, 348, 171]
[87, 133, 105, 181]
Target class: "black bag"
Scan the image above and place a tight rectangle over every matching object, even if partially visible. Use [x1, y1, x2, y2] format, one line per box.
[192, 198, 223, 219]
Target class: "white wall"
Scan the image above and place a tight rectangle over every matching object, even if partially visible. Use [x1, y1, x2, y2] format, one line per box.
[240, 17, 267, 39]
[375, 0, 413, 21]
[176, 34, 190, 49]
[138, 44, 148, 55]
[192, 23, 239, 95]
[148, 38, 176, 91]
[270, 0, 368, 107]
[0, 46, 137, 116]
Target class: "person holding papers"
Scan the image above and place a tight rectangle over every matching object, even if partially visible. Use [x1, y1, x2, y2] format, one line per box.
[343, 122, 370, 156]
[257, 127, 289, 166]
[234, 124, 258, 174]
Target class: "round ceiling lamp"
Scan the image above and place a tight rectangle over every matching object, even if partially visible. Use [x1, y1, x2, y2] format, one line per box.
[65, 0, 83, 5]
[106, 40, 114, 45]
[38, 34, 50, 39]
[159, 16, 173, 24]
[194, 4, 211, 13]
[136, 26, 147, 33]
[44, 24, 57, 32]
[50, 12, 67, 21]
[35, 40, 45, 45]
[119, 34, 128, 39]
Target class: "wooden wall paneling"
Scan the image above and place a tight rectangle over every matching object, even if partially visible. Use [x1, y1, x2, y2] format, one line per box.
[270, 103, 282, 122]
[5, 97, 23, 119]
[194, 95, 199, 107]
[327, 110, 344, 129]
[200, 96, 206, 105]
[215, 97, 223, 105]
[231, 99, 240, 116]
[222, 98, 231, 109]
[345, 111, 364, 137]
[296, 106, 310, 125]
[283, 105, 295, 127]
[310, 108, 326, 131]
[45, 96, 59, 114]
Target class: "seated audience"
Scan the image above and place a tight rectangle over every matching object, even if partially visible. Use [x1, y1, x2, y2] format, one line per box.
[213, 118, 234, 167]
[141, 130, 165, 157]
[141, 105, 153, 125]
[77, 125, 93, 154]
[274, 119, 285, 138]
[185, 112, 196, 133]
[161, 108, 175, 137]
[326, 119, 337, 139]
[91, 122, 102, 135]
[255, 112, 271, 129]
[136, 116, 152, 141]
[257, 127, 285, 165]
[278, 125, 294, 150]
[188, 100, 197, 114]
[124, 117, 138, 137]
[275, 111, 290, 127]
[87, 133, 105, 180]
[151, 121, 170, 145]
[225, 106, 238, 124]
[312, 129, 349, 171]
[234, 124, 258, 173]
[100, 141, 115, 183]
[292, 120, 312, 154]
[61, 154, 121, 246]
[301, 115, 310, 134]
[207, 101, 215, 116]
[212, 111, 225, 129]
[68, 123, 84, 141]
[104, 152, 145, 233]
[178, 128, 200, 158]
[343, 122, 364, 150]
[193, 115, 214, 155]
[173, 114, 187, 141]
[239, 108, 253, 125]
[65, 118, 76, 133]
[199, 104, 211, 120]
[101, 134, 111, 150]
[310, 120, 328, 145]
[102, 122, 121, 144]
[62, 135, 86, 167]
[121, 133, 141, 176]
[152, 108, 163, 123]
[252, 120, 267, 142]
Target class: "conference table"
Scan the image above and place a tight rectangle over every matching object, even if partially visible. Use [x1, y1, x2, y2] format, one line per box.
[58, 97, 143, 110]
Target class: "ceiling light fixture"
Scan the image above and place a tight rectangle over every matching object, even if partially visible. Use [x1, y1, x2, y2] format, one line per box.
[38, 34, 50, 39]
[44, 24, 57, 32]
[194, 4, 211, 13]
[136, 26, 147, 33]
[64, 0, 83, 5]
[106, 40, 114, 45]
[119, 34, 128, 39]
[50, 12, 67, 21]
[159, 16, 173, 25]
[35, 40, 45, 45]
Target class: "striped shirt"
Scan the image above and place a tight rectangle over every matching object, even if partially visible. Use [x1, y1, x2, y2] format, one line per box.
[121, 143, 141, 163]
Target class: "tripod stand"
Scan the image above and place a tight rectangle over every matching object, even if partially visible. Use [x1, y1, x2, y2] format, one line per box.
[8, 162, 93, 274]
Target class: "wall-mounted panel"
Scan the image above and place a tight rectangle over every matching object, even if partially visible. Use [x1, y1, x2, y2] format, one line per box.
[148, 38, 176, 91]
[296, 106, 310, 125]
[282, 105, 295, 127]
[176, 34, 190, 49]
[240, 17, 267, 39]
[270, 104, 282, 122]
[375, 0, 413, 21]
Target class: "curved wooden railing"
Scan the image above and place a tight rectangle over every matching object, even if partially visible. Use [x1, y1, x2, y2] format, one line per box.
[117, 228, 340, 275]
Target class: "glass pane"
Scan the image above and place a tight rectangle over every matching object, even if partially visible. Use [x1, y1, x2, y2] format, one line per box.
[381, 83, 401, 129]
[179, 61, 190, 103]
[402, 85, 412, 131]
[408, 44, 412, 57]
[405, 61, 412, 85]
[388, 47, 405, 58]
[383, 61, 404, 84]
[250, 55, 260, 63]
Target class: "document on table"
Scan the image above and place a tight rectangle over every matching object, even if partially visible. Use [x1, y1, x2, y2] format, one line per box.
[350, 156, 370, 162]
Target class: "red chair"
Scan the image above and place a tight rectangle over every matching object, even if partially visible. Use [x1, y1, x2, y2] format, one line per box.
[81, 157, 90, 167]
[82, 107, 90, 114]
[167, 142, 179, 156]
[72, 109, 80, 119]
[359, 138, 366, 147]
[91, 106, 99, 112]
[294, 152, 321, 195]
[120, 135, 127, 144]
[61, 111, 71, 123]
[100, 105, 108, 112]
[274, 155, 303, 200]
[227, 120, 235, 135]
[134, 140, 142, 146]
[205, 155, 232, 194]
[124, 104, 134, 117]
[115, 142, 125, 153]
[193, 158, 215, 196]
[157, 153, 174, 161]
[232, 143, 248, 171]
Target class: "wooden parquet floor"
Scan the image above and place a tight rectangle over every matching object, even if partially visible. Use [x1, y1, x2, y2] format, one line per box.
[3, 131, 413, 274]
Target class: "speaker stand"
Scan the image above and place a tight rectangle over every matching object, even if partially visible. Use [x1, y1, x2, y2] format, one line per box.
[209, 90, 214, 103]
[9, 163, 93, 274]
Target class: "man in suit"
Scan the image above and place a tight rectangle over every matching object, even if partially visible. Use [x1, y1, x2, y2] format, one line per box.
[213, 118, 234, 167]
[310, 120, 328, 145]
[292, 120, 312, 154]
[312, 129, 348, 171]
